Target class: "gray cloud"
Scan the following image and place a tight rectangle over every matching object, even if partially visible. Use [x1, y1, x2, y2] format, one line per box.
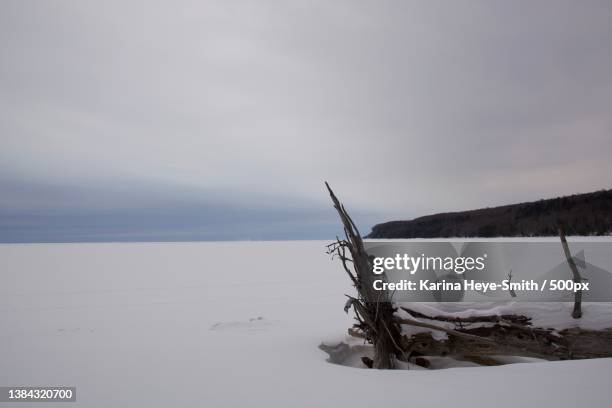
[1, 0, 611, 241]
[0, 176, 371, 242]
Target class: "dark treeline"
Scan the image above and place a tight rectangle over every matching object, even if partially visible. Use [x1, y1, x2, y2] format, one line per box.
[368, 189, 612, 238]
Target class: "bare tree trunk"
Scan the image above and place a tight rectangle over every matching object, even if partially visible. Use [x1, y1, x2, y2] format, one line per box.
[325, 182, 401, 369]
[559, 227, 582, 319]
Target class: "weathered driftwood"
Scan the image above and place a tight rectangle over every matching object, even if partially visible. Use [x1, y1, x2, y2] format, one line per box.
[325, 182, 402, 369]
[398, 307, 612, 360]
[326, 184, 612, 368]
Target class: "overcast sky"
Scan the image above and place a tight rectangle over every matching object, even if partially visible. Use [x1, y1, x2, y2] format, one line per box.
[1, 0, 611, 242]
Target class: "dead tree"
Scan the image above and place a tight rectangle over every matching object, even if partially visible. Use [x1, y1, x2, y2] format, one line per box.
[558, 227, 582, 319]
[326, 184, 612, 368]
[325, 182, 402, 368]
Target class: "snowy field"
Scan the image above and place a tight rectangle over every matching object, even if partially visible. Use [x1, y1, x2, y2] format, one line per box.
[1, 241, 611, 407]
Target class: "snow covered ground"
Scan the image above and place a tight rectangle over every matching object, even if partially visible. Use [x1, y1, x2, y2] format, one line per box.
[1, 241, 611, 407]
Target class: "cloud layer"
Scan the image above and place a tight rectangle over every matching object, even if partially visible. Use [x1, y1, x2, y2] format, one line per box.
[1, 1, 611, 241]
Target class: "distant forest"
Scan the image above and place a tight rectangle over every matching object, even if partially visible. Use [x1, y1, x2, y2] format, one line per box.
[368, 189, 612, 238]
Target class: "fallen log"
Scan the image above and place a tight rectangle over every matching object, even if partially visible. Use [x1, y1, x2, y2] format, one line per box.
[397, 307, 612, 360]
[399, 324, 612, 360]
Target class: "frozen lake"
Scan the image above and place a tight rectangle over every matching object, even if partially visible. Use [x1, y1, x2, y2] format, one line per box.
[1, 241, 611, 407]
